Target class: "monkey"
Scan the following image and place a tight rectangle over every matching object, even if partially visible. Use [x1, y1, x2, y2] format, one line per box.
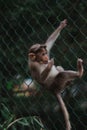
[28, 19, 84, 130]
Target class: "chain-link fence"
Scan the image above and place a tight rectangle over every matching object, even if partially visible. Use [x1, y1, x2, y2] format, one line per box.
[0, 0, 87, 130]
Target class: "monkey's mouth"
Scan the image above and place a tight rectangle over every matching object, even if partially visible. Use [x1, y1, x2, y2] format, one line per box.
[44, 61, 48, 64]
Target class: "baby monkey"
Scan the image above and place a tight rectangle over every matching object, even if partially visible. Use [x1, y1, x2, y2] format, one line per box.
[28, 19, 84, 130]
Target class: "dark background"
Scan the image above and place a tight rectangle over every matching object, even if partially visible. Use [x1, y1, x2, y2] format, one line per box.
[0, 0, 87, 130]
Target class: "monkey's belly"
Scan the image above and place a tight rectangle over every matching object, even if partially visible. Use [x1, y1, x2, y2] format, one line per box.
[44, 65, 59, 87]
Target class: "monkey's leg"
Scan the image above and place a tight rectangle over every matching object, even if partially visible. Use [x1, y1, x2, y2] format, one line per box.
[57, 58, 83, 81]
[62, 58, 84, 81]
[54, 70, 81, 92]
[56, 93, 71, 130]
[61, 70, 80, 80]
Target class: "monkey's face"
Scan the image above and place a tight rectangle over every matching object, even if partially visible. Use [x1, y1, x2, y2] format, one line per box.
[36, 48, 49, 64]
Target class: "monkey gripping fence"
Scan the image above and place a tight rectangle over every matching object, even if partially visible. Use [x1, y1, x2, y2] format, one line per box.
[0, 0, 87, 130]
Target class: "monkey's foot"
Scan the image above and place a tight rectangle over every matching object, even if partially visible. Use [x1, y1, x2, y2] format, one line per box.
[77, 58, 84, 78]
[60, 19, 67, 29]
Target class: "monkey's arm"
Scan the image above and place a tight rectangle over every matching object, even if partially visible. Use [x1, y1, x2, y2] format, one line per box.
[45, 19, 67, 52]
[41, 59, 54, 81]
[30, 60, 53, 83]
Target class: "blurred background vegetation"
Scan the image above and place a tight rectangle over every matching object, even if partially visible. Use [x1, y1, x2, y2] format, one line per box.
[0, 0, 87, 130]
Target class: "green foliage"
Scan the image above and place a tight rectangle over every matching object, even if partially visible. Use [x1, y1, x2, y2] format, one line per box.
[0, 103, 14, 129]
[0, 102, 46, 130]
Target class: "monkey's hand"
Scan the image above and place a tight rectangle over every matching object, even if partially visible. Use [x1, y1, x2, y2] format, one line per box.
[50, 58, 54, 64]
[60, 19, 67, 29]
[48, 58, 54, 69]
[41, 59, 54, 81]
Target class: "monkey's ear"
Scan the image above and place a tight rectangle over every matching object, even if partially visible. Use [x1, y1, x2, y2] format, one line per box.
[28, 53, 36, 61]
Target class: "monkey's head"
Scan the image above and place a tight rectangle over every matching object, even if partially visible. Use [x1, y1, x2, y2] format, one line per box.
[28, 44, 49, 64]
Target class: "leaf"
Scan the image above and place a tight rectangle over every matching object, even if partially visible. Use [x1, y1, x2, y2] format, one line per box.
[18, 118, 29, 126]
[1, 103, 10, 116]
[2, 115, 14, 129]
[0, 124, 3, 129]
[6, 81, 13, 90]
[33, 117, 44, 128]
[4, 129, 6, 130]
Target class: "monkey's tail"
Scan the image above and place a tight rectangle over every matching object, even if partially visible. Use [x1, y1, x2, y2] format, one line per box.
[56, 93, 71, 130]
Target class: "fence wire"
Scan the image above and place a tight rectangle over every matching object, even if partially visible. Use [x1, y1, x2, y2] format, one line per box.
[0, 0, 87, 130]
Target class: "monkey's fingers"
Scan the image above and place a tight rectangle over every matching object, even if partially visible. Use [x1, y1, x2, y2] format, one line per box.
[77, 58, 83, 63]
[77, 58, 84, 78]
[60, 19, 67, 28]
[50, 58, 54, 65]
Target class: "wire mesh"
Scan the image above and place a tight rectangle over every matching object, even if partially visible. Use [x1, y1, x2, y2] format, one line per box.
[0, 0, 87, 130]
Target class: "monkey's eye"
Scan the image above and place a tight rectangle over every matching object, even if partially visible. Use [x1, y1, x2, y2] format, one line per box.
[42, 52, 47, 56]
